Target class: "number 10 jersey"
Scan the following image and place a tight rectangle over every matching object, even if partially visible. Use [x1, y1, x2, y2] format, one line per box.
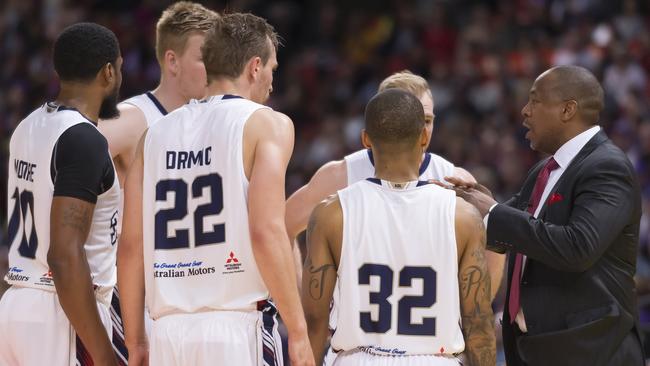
[332, 179, 465, 356]
[142, 95, 270, 319]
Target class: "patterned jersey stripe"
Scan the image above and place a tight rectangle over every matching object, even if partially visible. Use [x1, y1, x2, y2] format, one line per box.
[111, 287, 129, 365]
[259, 300, 281, 366]
[75, 335, 94, 366]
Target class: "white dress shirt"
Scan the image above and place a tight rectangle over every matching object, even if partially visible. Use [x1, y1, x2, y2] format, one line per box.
[487, 125, 601, 331]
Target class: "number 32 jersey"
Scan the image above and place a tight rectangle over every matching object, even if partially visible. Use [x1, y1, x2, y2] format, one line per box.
[332, 179, 464, 356]
[142, 95, 269, 319]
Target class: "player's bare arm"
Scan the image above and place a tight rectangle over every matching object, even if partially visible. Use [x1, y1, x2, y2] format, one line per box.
[48, 197, 118, 366]
[244, 109, 315, 366]
[286, 160, 347, 242]
[117, 131, 149, 366]
[98, 104, 148, 186]
[302, 195, 341, 364]
[286, 160, 346, 286]
[455, 197, 496, 366]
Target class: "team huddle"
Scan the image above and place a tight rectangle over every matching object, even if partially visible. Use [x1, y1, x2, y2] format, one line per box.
[2, 1, 644, 366]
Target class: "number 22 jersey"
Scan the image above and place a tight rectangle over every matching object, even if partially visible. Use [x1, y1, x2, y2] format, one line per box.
[332, 179, 464, 356]
[142, 95, 270, 319]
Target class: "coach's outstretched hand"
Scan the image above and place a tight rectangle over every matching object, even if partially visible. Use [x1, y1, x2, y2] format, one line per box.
[444, 176, 496, 217]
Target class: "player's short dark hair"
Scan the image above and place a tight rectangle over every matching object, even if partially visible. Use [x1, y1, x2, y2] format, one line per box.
[365, 89, 425, 149]
[202, 13, 279, 81]
[53, 22, 120, 82]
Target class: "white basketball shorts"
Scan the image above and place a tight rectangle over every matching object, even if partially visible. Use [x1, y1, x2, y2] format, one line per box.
[150, 301, 283, 366]
[0, 286, 112, 366]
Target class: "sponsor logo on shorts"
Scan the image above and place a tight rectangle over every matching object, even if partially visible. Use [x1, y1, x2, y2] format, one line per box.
[223, 252, 244, 275]
[153, 260, 216, 278]
[5, 266, 29, 282]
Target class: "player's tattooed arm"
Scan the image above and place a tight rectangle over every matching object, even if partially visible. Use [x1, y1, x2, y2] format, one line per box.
[49, 197, 118, 365]
[302, 197, 340, 365]
[457, 199, 496, 366]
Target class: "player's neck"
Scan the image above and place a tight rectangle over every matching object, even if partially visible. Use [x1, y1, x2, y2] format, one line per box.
[56, 85, 101, 122]
[373, 153, 421, 183]
[206, 78, 252, 100]
[152, 79, 191, 112]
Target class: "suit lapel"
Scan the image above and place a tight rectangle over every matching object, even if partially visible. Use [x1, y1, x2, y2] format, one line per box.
[536, 130, 608, 218]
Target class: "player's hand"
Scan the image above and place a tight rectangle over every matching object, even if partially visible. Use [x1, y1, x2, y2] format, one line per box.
[126, 343, 149, 366]
[288, 335, 316, 366]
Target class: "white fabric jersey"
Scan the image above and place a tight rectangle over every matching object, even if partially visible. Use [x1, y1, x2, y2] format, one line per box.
[121, 91, 168, 127]
[5, 104, 120, 306]
[332, 179, 464, 356]
[143, 95, 270, 319]
[344, 149, 455, 185]
[116, 92, 168, 235]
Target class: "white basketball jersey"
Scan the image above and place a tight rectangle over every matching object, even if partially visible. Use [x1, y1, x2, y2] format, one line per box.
[331, 179, 464, 356]
[344, 149, 455, 185]
[142, 95, 270, 319]
[121, 92, 167, 127]
[5, 104, 120, 305]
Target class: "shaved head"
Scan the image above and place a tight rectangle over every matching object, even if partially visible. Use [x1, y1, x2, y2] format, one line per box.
[365, 89, 425, 150]
[539, 65, 604, 125]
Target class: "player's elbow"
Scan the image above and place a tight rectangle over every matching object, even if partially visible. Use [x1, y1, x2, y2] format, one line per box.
[250, 220, 288, 249]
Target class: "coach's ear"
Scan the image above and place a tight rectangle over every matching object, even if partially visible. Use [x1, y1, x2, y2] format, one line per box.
[361, 129, 372, 149]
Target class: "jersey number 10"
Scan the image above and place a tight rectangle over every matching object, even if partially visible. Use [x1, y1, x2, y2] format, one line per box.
[7, 188, 38, 259]
[155, 173, 225, 249]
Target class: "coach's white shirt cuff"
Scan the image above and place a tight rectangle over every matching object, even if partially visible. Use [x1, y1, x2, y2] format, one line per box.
[483, 203, 498, 228]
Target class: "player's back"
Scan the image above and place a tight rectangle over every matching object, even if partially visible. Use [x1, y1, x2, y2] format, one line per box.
[142, 95, 270, 319]
[332, 178, 464, 357]
[6, 103, 119, 304]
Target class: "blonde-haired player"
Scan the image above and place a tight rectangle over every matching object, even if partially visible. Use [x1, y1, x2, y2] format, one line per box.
[99, 1, 220, 189]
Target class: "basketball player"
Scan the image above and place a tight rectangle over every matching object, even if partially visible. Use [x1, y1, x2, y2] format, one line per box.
[302, 89, 496, 365]
[118, 13, 314, 366]
[0, 23, 122, 365]
[99, 4, 219, 363]
[286, 71, 504, 299]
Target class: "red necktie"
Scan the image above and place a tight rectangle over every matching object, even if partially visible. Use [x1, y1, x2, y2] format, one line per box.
[508, 157, 559, 323]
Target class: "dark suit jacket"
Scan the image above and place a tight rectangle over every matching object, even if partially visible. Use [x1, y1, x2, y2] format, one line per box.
[489, 130, 643, 366]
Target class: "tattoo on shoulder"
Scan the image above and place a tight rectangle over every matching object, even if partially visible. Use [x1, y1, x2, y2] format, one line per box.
[305, 257, 335, 301]
[61, 202, 91, 232]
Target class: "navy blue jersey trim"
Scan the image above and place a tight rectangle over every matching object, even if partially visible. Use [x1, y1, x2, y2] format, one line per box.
[367, 149, 431, 176]
[366, 177, 381, 185]
[419, 153, 431, 175]
[367, 149, 374, 166]
[416, 180, 431, 187]
[145, 92, 168, 115]
[222, 94, 243, 100]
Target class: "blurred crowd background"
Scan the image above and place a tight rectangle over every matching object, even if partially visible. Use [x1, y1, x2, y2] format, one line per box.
[1, 0, 650, 363]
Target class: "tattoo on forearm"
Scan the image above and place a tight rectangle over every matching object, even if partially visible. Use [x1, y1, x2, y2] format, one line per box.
[305, 257, 335, 300]
[61, 203, 91, 232]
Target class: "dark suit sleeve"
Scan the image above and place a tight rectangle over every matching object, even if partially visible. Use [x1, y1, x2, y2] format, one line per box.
[487, 157, 637, 272]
